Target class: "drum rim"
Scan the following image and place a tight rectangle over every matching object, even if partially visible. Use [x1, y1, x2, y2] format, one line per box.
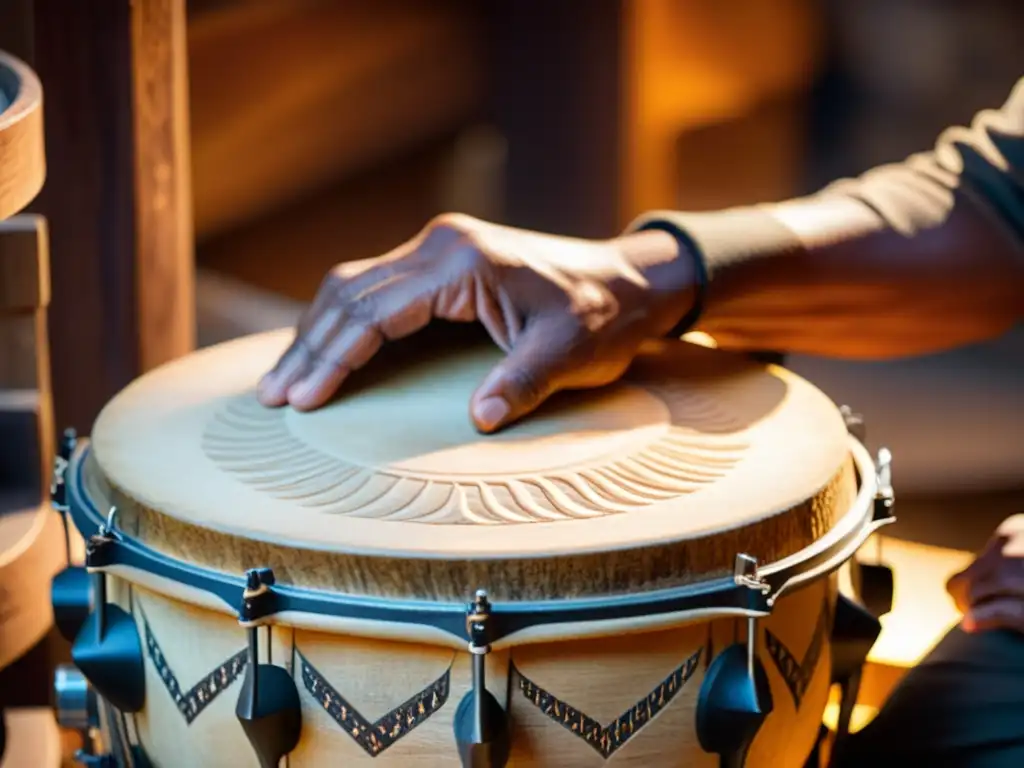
[89, 329, 852, 559]
[64, 436, 891, 647]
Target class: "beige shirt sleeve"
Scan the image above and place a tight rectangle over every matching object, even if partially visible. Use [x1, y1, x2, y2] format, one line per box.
[628, 77, 1024, 287]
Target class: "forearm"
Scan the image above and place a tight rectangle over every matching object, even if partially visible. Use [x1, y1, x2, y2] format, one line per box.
[628, 80, 1024, 360]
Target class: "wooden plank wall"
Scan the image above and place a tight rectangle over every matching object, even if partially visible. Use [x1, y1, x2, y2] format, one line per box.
[32, 0, 195, 433]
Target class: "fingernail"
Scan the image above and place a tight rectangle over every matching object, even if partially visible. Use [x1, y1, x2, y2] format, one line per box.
[475, 396, 510, 431]
[962, 614, 976, 632]
[256, 374, 276, 400]
[288, 379, 315, 405]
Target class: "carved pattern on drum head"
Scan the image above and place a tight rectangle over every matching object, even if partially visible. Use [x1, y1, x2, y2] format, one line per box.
[298, 651, 451, 756]
[764, 595, 832, 710]
[140, 607, 248, 725]
[201, 389, 748, 525]
[513, 647, 702, 758]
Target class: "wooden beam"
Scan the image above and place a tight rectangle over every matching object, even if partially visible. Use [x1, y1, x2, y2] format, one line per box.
[32, 0, 195, 432]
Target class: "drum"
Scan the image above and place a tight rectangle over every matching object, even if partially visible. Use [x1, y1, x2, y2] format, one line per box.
[50, 328, 894, 767]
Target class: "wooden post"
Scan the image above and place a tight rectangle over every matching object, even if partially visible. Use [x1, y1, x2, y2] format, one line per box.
[32, 0, 195, 432]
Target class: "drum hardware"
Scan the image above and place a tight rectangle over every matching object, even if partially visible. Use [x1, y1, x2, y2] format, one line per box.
[454, 590, 511, 768]
[71, 507, 146, 715]
[839, 406, 866, 445]
[696, 555, 774, 768]
[71, 752, 117, 767]
[54, 663, 99, 733]
[828, 594, 882, 751]
[825, 445, 895, 757]
[235, 567, 302, 768]
[51, 428, 93, 642]
[857, 447, 895, 619]
[63, 438, 889, 646]
[53, 664, 115, 768]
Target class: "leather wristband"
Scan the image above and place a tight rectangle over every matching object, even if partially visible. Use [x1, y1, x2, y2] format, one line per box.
[634, 219, 708, 339]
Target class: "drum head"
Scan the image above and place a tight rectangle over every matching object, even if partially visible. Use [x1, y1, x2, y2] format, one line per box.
[88, 328, 855, 600]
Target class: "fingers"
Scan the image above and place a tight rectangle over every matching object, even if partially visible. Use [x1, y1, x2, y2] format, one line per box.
[256, 292, 344, 406]
[258, 218, 484, 408]
[963, 598, 1024, 634]
[470, 320, 578, 433]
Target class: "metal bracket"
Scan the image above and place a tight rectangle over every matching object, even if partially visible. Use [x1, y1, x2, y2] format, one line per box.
[239, 568, 279, 627]
[873, 447, 894, 522]
[734, 554, 770, 596]
[839, 405, 866, 443]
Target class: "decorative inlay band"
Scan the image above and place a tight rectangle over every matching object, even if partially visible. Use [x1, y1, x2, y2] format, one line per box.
[299, 651, 451, 756]
[514, 647, 702, 758]
[202, 384, 747, 524]
[141, 608, 248, 725]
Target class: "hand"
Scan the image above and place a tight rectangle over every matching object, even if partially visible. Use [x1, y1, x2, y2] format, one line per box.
[946, 514, 1024, 634]
[257, 213, 696, 432]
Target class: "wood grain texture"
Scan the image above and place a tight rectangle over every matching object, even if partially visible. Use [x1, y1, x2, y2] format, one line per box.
[0, 314, 44, 390]
[187, 0, 484, 241]
[32, 0, 195, 432]
[0, 49, 44, 221]
[0, 501, 64, 672]
[0, 215, 49, 311]
[131, 0, 196, 372]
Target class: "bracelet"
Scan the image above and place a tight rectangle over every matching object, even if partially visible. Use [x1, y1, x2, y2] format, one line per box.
[635, 220, 708, 339]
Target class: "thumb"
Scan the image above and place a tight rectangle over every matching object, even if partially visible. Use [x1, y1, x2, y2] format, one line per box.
[470, 322, 573, 433]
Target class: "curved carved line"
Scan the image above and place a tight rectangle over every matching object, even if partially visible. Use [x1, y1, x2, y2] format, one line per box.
[615, 458, 705, 494]
[506, 480, 585, 522]
[531, 477, 609, 520]
[630, 452, 724, 483]
[601, 466, 680, 500]
[324, 475, 403, 517]
[549, 473, 642, 513]
[271, 466, 364, 502]
[477, 482, 548, 524]
[577, 469, 660, 505]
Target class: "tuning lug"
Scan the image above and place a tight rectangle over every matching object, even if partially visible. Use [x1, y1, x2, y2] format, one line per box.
[454, 590, 510, 768]
[697, 556, 774, 768]
[235, 568, 301, 768]
[52, 565, 94, 642]
[71, 509, 146, 714]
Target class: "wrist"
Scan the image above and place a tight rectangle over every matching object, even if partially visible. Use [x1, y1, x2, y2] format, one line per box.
[614, 225, 704, 338]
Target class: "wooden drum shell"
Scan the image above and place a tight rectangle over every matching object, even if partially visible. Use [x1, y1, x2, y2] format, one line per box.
[102, 571, 834, 767]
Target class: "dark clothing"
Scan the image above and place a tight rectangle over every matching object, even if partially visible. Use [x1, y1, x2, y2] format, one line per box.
[830, 627, 1024, 767]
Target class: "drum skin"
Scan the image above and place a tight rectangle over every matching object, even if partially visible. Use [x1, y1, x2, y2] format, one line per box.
[105, 574, 834, 767]
[76, 328, 858, 766]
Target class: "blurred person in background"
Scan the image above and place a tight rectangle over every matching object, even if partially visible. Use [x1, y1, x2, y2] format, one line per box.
[259, 78, 1024, 765]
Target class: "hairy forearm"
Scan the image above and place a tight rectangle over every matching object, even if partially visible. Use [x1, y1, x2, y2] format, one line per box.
[628, 79, 1024, 360]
